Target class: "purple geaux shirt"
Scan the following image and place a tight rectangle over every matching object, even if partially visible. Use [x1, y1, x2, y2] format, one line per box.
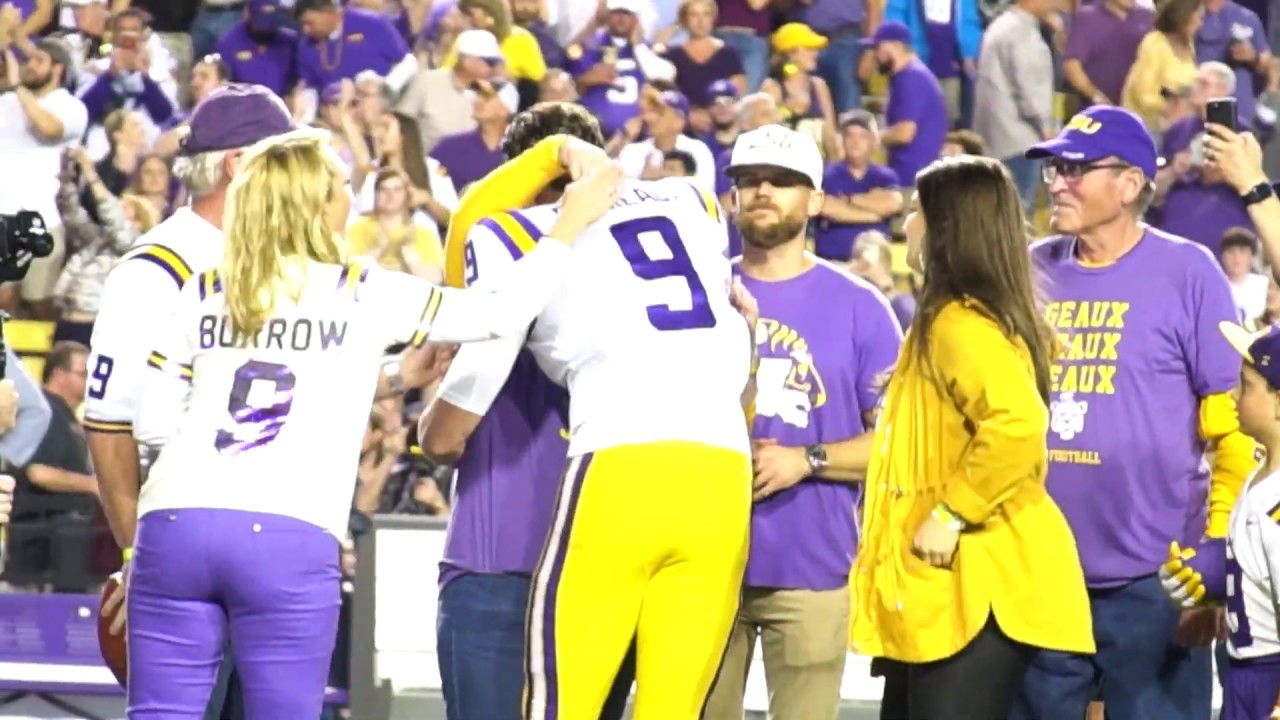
[738, 261, 902, 590]
[1031, 227, 1241, 588]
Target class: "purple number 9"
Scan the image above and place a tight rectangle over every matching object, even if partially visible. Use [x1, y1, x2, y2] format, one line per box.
[1226, 551, 1253, 649]
[88, 355, 114, 400]
[610, 216, 717, 331]
[214, 360, 297, 456]
[463, 241, 479, 286]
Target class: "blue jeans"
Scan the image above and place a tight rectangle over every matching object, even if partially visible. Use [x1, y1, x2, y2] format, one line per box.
[816, 32, 864, 114]
[715, 31, 769, 94]
[1011, 575, 1213, 720]
[190, 7, 243, 65]
[202, 643, 241, 720]
[437, 573, 636, 720]
[1002, 155, 1041, 215]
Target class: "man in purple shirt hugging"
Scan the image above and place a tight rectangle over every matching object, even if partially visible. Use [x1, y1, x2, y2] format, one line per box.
[1011, 104, 1257, 720]
[418, 103, 634, 720]
[703, 124, 902, 720]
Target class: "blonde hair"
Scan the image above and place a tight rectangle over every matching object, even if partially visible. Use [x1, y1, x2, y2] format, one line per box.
[119, 192, 160, 234]
[221, 129, 347, 346]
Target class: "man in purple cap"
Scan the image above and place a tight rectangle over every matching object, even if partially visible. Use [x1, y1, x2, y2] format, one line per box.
[294, 0, 419, 114]
[214, 0, 299, 99]
[703, 78, 742, 161]
[869, 21, 947, 187]
[1012, 104, 1257, 720]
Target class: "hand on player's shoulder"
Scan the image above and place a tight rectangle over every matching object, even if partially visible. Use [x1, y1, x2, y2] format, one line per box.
[552, 163, 625, 241]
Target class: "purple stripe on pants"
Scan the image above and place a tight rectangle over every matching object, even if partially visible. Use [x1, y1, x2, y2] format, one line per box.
[526, 453, 593, 720]
[127, 508, 340, 720]
[1222, 656, 1280, 720]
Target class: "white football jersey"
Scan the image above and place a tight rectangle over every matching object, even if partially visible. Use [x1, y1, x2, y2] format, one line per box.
[1226, 468, 1280, 660]
[134, 241, 577, 539]
[442, 178, 751, 457]
[84, 208, 226, 435]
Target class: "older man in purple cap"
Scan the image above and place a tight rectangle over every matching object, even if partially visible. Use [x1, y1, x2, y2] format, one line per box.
[1011, 104, 1257, 720]
[617, 88, 717, 190]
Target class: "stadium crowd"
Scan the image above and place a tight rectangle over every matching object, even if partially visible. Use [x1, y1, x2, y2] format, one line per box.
[0, 0, 1279, 717]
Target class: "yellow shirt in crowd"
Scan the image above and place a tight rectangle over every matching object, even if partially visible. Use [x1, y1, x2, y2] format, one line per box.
[851, 300, 1095, 664]
[346, 216, 445, 273]
[443, 26, 548, 82]
[1121, 31, 1198, 128]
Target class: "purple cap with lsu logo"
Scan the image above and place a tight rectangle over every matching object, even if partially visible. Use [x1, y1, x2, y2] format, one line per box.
[179, 83, 295, 156]
[1025, 105, 1158, 178]
[1221, 321, 1280, 388]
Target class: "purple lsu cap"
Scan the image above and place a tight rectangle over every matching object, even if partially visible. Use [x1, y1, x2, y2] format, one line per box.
[321, 81, 344, 105]
[180, 83, 295, 156]
[707, 79, 739, 102]
[867, 20, 911, 46]
[1222, 321, 1280, 388]
[648, 89, 689, 117]
[1025, 105, 1157, 178]
[248, 0, 284, 32]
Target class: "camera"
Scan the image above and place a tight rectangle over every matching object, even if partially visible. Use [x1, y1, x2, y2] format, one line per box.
[0, 211, 53, 284]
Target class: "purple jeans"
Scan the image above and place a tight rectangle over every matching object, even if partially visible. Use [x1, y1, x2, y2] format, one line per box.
[126, 508, 340, 720]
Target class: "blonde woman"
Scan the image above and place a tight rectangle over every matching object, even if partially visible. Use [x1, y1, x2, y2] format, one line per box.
[1121, 0, 1202, 129]
[123, 129, 622, 719]
[762, 23, 840, 160]
[347, 167, 445, 282]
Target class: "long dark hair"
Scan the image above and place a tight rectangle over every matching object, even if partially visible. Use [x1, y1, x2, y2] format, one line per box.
[911, 155, 1056, 404]
[387, 111, 432, 194]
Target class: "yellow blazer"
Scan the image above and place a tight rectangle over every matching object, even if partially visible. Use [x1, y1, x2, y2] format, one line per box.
[851, 300, 1095, 663]
[1121, 31, 1198, 128]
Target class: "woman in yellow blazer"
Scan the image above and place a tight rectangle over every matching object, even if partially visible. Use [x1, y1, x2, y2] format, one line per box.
[850, 156, 1094, 718]
[1121, 0, 1202, 129]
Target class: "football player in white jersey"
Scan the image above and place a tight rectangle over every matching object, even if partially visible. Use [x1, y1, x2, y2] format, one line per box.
[123, 129, 622, 719]
[1162, 322, 1280, 720]
[419, 109, 760, 720]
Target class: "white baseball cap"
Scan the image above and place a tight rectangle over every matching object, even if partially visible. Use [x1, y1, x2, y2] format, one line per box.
[606, 0, 645, 13]
[454, 29, 503, 61]
[726, 125, 823, 189]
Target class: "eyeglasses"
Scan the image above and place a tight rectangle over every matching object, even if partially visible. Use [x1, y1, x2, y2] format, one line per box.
[1041, 160, 1133, 184]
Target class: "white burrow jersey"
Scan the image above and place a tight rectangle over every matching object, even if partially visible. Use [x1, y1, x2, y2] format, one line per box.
[441, 178, 752, 458]
[84, 208, 226, 437]
[1225, 467, 1280, 661]
[134, 241, 575, 539]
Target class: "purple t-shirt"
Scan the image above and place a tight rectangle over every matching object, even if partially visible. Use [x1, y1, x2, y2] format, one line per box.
[216, 23, 300, 98]
[815, 161, 901, 262]
[886, 58, 948, 185]
[1196, 0, 1270, 126]
[1157, 182, 1256, 257]
[668, 44, 744, 108]
[1064, 4, 1154, 104]
[430, 129, 505, 196]
[1031, 227, 1241, 588]
[714, 0, 773, 34]
[565, 33, 647, 137]
[296, 7, 409, 90]
[739, 262, 903, 590]
[438, 212, 570, 588]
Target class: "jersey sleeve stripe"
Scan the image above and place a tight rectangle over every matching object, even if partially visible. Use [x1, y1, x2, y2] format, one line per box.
[124, 244, 194, 290]
[83, 417, 133, 434]
[146, 351, 193, 381]
[1268, 500, 1280, 523]
[409, 287, 445, 347]
[197, 269, 223, 300]
[687, 181, 720, 223]
[477, 217, 528, 261]
[505, 209, 544, 248]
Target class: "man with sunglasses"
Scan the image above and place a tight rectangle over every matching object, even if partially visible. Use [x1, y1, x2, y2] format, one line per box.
[1011, 104, 1256, 720]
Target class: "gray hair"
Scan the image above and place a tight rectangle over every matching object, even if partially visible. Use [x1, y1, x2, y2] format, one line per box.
[1200, 61, 1237, 96]
[737, 92, 778, 130]
[172, 149, 229, 197]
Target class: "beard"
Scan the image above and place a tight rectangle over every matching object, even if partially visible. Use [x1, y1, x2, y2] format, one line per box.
[736, 203, 808, 249]
[712, 117, 735, 132]
[21, 70, 50, 91]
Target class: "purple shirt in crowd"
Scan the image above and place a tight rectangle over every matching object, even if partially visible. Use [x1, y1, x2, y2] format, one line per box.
[1031, 227, 1241, 588]
[922, 1, 961, 80]
[430, 129, 505, 196]
[1196, 0, 1270, 126]
[668, 45, 744, 108]
[738, 262, 902, 590]
[565, 33, 648, 137]
[215, 23, 300, 98]
[1064, 3, 1154, 104]
[1157, 115, 1256, 255]
[438, 215, 570, 589]
[789, 0, 866, 31]
[815, 161, 901, 262]
[715, 0, 773, 34]
[886, 58, 948, 185]
[296, 7, 409, 91]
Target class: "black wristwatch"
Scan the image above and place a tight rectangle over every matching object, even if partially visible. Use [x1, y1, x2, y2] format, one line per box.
[1241, 181, 1276, 206]
[805, 444, 828, 474]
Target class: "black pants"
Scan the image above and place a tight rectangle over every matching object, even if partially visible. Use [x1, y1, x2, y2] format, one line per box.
[877, 615, 1034, 720]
